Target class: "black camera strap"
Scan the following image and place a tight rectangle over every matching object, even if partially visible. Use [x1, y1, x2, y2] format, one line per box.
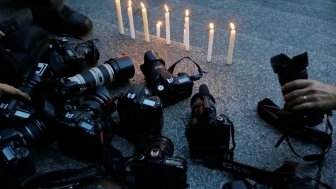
[167, 56, 207, 81]
[257, 98, 333, 162]
[20, 163, 107, 189]
[277, 113, 333, 162]
[220, 159, 333, 189]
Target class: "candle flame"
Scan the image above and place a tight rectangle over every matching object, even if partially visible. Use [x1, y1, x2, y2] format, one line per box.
[141, 2, 145, 8]
[230, 23, 235, 30]
[210, 23, 214, 29]
[128, 0, 131, 7]
[186, 9, 189, 17]
[157, 21, 162, 26]
[165, 4, 168, 12]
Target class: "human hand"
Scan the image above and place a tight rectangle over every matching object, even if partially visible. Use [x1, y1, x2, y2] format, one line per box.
[0, 83, 31, 101]
[282, 79, 336, 112]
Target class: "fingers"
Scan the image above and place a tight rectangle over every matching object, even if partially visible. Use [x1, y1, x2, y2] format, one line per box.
[281, 79, 311, 94]
[0, 83, 31, 101]
[14, 89, 31, 101]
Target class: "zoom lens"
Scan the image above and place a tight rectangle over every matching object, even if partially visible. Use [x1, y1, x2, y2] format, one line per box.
[67, 55, 135, 89]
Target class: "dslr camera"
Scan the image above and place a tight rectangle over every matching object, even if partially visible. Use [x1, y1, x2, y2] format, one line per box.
[38, 35, 100, 78]
[0, 119, 45, 168]
[116, 84, 163, 142]
[105, 136, 188, 189]
[271, 52, 325, 127]
[0, 73, 40, 123]
[54, 86, 112, 161]
[140, 50, 195, 106]
[185, 84, 235, 163]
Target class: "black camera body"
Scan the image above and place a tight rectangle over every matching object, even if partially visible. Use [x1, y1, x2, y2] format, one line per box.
[0, 73, 40, 123]
[0, 119, 45, 166]
[105, 136, 188, 189]
[140, 50, 193, 106]
[132, 136, 188, 189]
[186, 84, 234, 162]
[41, 36, 100, 78]
[54, 86, 112, 161]
[116, 84, 163, 141]
[271, 52, 324, 127]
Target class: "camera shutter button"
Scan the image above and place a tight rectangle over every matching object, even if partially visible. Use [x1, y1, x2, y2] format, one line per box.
[157, 85, 164, 91]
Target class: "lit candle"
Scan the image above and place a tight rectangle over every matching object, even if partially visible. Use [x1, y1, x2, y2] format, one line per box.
[141, 2, 150, 42]
[165, 4, 170, 45]
[127, 0, 135, 39]
[183, 28, 186, 45]
[227, 23, 236, 65]
[185, 9, 190, 51]
[115, 0, 124, 35]
[207, 23, 215, 62]
[156, 21, 162, 37]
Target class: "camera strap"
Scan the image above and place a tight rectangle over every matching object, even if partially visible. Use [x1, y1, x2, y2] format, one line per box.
[220, 159, 333, 189]
[167, 56, 207, 81]
[20, 163, 107, 188]
[257, 98, 333, 162]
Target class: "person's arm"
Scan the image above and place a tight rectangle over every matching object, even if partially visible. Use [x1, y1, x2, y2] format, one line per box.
[0, 83, 31, 101]
[281, 79, 336, 112]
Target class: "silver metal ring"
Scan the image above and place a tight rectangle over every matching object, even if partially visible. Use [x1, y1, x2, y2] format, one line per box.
[302, 95, 307, 103]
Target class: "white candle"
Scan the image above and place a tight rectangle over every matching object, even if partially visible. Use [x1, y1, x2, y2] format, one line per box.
[183, 28, 186, 45]
[185, 9, 190, 51]
[127, 0, 135, 39]
[115, 0, 124, 35]
[156, 21, 162, 37]
[207, 23, 215, 62]
[227, 23, 236, 65]
[165, 5, 170, 45]
[141, 2, 150, 42]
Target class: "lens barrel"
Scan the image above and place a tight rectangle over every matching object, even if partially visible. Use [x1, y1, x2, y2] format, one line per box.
[271, 52, 308, 86]
[67, 55, 134, 89]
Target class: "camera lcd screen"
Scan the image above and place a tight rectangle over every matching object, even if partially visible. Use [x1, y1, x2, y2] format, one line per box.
[178, 77, 190, 84]
[2, 146, 15, 161]
[143, 98, 156, 107]
[66, 49, 75, 56]
[79, 120, 94, 131]
[14, 110, 31, 119]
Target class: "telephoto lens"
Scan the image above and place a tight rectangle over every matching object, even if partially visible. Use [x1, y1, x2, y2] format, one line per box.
[63, 55, 135, 95]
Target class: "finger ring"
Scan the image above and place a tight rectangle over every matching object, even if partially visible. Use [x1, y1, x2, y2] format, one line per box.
[302, 95, 308, 103]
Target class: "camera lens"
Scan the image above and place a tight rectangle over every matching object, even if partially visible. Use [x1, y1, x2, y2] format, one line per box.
[19, 73, 41, 96]
[75, 39, 101, 66]
[190, 84, 216, 124]
[83, 86, 112, 113]
[66, 55, 135, 89]
[271, 52, 308, 86]
[141, 50, 168, 84]
[18, 119, 46, 145]
[147, 136, 174, 158]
